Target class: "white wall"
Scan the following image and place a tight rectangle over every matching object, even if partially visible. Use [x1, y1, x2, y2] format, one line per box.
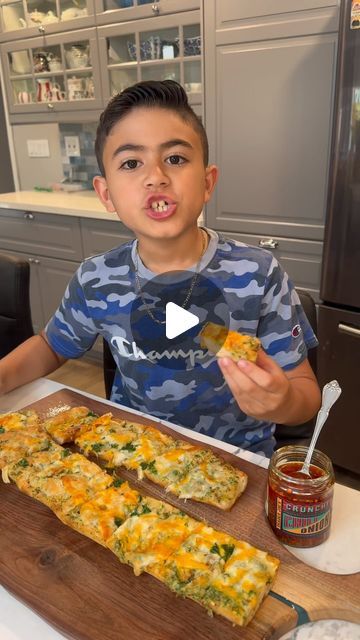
[12, 123, 63, 190]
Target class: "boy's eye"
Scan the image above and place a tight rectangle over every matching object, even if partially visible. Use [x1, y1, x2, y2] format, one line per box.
[166, 155, 186, 166]
[120, 159, 140, 170]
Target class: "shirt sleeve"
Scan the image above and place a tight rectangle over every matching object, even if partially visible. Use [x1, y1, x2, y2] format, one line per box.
[45, 264, 98, 358]
[257, 256, 318, 371]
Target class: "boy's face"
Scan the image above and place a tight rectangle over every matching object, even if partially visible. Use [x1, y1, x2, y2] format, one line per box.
[94, 107, 218, 242]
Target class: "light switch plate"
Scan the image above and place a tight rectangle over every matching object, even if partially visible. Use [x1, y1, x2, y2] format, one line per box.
[27, 139, 50, 157]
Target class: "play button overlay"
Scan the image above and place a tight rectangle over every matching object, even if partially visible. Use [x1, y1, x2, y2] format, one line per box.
[129, 269, 230, 371]
[165, 302, 199, 339]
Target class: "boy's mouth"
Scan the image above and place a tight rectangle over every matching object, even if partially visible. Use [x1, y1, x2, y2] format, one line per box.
[145, 195, 177, 220]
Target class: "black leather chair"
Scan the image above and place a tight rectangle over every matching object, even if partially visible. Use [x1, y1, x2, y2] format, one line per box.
[103, 289, 318, 446]
[274, 289, 317, 448]
[0, 253, 34, 359]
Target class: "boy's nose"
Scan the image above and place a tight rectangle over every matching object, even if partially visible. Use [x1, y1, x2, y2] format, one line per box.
[144, 164, 170, 189]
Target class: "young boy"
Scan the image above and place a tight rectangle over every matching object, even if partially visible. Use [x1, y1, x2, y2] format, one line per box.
[0, 80, 320, 456]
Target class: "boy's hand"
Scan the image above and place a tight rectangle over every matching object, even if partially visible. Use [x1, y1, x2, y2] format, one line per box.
[218, 349, 320, 426]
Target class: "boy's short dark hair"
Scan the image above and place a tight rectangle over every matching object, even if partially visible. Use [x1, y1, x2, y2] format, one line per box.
[95, 80, 209, 176]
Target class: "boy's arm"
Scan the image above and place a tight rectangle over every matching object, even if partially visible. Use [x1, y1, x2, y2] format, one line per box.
[0, 332, 67, 396]
[218, 350, 321, 426]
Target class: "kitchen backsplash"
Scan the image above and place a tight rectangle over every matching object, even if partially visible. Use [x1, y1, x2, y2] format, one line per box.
[59, 122, 99, 189]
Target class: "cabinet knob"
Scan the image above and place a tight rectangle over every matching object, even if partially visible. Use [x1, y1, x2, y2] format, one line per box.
[38, 25, 45, 33]
[28, 257, 34, 263]
[47, 103, 54, 109]
[259, 238, 278, 250]
[151, 2, 160, 14]
[34, 259, 40, 265]
[24, 212, 34, 220]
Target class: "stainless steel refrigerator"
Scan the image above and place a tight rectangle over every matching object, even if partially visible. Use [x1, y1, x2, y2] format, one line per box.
[317, 0, 360, 474]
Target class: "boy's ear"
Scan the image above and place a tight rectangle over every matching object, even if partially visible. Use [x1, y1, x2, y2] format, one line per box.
[93, 175, 117, 213]
[204, 164, 219, 204]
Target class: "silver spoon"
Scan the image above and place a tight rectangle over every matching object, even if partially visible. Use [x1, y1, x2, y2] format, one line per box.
[300, 380, 342, 477]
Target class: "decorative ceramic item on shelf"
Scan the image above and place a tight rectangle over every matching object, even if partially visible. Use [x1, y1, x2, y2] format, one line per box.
[48, 54, 62, 72]
[48, 83, 66, 101]
[27, 8, 58, 24]
[85, 76, 95, 98]
[11, 51, 32, 74]
[33, 51, 50, 73]
[17, 91, 33, 104]
[67, 76, 84, 100]
[36, 78, 52, 102]
[61, 7, 87, 20]
[65, 45, 89, 69]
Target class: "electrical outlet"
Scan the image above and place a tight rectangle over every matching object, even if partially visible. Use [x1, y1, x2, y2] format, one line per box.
[64, 136, 81, 157]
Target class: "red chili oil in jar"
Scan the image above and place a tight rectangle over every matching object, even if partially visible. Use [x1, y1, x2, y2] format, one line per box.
[267, 446, 335, 548]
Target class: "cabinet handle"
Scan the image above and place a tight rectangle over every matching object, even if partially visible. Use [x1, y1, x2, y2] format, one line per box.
[24, 212, 34, 220]
[38, 25, 45, 33]
[259, 238, 279, 250]
[151, 2, 160, 14]
[338, 323, 360, 338]
[47, 103, 54, 110]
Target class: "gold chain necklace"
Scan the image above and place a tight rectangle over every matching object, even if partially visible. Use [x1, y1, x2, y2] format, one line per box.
[134, 229, 208, 325]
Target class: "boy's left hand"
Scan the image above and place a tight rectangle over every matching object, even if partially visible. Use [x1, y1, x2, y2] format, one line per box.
[218, 349, 318, 425]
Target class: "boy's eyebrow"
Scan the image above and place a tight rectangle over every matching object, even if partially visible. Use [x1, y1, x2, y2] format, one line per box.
[112, 138, 193, 160]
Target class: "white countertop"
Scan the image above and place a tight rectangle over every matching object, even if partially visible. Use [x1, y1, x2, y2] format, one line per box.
[0, 190, 205, 225]
[0, 190, 118, 221]
[0, 379, 359, 639]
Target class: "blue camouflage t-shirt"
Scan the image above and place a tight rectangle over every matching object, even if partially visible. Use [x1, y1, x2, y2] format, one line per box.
[45, 229, 317, 456]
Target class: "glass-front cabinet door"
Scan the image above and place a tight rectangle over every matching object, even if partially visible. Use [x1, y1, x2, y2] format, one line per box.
[98, 10, 202, 111]
[0, 0, 95, 41]
[1, 28, 103, 115]
[95, 0, 199, 27]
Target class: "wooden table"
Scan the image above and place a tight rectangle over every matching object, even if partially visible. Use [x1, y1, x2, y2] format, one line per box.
[1, 382, 359, 640]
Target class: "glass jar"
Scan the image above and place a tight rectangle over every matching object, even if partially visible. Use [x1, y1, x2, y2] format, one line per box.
[267, 446, 335, 548]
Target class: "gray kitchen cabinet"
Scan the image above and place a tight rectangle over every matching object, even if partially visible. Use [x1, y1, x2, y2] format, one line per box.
[0, 246, 79, 332]
[0, 208, 83, 259]
[213, 0, 339, 34]
[97, 9, 202, 109]
[0, 0, 95, 42]
[81, 217, 133, 256]
[0, 208, 135, 358]
[95, 0, 199, 27]
[1, 28, 103, 120]
[223, 231, 323, 302]
[204, 0, 339, 296]
[36, 254, 81, 324]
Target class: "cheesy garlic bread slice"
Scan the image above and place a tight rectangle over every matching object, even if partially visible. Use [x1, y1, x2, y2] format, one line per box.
[42, 406, 98, 444]
[142, 444, 247, 510]
[60, 480, 142, 545]
[0, 429, 52, 470]
[107, 504, 200, 576]
[200, 322, 261, 363]
[151, 523, 279, 627]
[5, 448, 112, 515]
[75, 414, 147, 468]
[0, 409, 40, 433]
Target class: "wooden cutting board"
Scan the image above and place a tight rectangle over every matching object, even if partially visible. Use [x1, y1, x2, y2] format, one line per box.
[1, 389, 359, 640]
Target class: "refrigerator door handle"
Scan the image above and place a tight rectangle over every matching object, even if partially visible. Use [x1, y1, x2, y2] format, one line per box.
[338, 323, 360, 338]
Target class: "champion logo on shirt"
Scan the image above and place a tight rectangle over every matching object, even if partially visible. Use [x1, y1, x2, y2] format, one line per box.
[292, 324, 302, 338]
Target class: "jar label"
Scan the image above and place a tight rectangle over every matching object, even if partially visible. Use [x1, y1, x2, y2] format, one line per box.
[277, 496, 332, 536]
[267, 485, 333, 545]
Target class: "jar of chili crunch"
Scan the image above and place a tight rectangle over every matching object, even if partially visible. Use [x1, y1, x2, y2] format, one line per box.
[267, 446, 335, 548]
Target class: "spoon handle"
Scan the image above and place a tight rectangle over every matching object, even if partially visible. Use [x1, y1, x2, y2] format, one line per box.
[302, 380, 342, 474]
